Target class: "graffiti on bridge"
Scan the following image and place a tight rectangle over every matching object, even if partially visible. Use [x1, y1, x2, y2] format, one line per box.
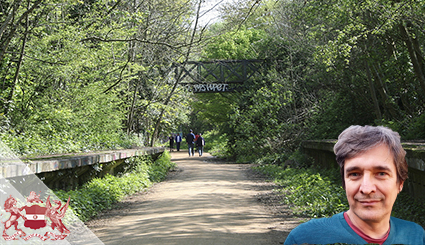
[181, 83, 242, 93]
[175, 60, 266, 93]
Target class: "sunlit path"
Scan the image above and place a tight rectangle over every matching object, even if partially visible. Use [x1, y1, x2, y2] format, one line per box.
[87, 151, 299, 245]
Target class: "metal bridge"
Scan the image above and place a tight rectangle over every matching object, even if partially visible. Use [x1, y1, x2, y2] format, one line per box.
[174, 59, 266, 93]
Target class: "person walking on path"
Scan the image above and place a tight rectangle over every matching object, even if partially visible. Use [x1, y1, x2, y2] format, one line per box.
[186, 129, 195, 157]
[196, 133, 205, 157]
[285, 125, 425, 245]
[194, 132, 200, 153]
[169, 135, 174, 152]
[175, 133, 182, 151]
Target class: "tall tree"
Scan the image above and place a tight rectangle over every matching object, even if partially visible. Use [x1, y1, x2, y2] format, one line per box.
[0, 0, 213, 155]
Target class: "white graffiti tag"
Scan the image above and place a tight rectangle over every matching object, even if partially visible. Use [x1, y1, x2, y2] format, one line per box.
[185, 83, 229, 92]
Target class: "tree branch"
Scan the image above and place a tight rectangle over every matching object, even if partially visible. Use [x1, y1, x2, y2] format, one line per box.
[80, 36, 192, 49]
[103, 61, 130, 93]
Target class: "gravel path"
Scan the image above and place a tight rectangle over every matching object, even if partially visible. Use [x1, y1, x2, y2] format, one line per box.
[85, 151, 304, 245]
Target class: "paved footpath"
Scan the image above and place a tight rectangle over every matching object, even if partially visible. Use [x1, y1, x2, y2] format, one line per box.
[86, 151, 301, 245]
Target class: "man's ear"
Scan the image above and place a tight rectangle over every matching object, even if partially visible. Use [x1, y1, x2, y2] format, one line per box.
[398, 181, 404, 194]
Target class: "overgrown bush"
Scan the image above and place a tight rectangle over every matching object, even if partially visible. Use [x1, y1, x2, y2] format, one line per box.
[254, 150, 311, 168]
[406, 114, 425, 140]
[254, 164, 348, 218]
[147, 151, 174, 182]
[202, 130, 231, 159]
[55, 151, 175, 222]
[254, 153, 288, 165]
[393, 192, 425, 228]
[0, 129, 141, 158]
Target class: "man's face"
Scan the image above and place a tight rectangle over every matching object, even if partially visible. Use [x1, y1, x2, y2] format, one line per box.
[344, 144, 403, 225]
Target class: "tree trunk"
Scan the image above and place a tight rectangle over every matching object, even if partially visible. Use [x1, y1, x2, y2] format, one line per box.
[4, 0, 29, 116]
[0, 0, 43, 62]
[126, 82, 138, 135]
[371, 63, 398, 119]
[399, 23, 425, 97]
[365, 62, 382, 120]
[126, 0, 138, 135]
[149, 0, 203, 146]
[0, 0, 23, 40]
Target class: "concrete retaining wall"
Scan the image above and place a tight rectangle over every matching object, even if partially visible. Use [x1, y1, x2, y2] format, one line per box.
[1, 147, 165, 190]
[302, 140, 425, 200]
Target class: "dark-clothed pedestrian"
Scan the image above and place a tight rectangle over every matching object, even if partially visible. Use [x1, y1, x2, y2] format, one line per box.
[175, 133, 182, 151]
[196, 133, 205, 156]
[186, 129, 195, 156]
[169, 135, 174, 152]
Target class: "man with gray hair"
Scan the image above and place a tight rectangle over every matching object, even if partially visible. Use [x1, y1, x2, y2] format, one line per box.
[285, 125, 425, 244]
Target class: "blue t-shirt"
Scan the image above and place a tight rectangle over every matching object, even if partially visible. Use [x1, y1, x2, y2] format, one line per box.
[284, 212, 425, 244]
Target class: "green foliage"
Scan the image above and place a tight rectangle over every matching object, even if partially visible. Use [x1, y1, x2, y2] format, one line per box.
[54, 152, 175, 222]
[254, 153, 289, 166]
[254, 164, 348, 218]
[201, 130, 231, 159]
[0, 0, 197, 155]
[219, 0, 275, 31]
[1, 126, 138, 158]
[199, 0, 425, 164]
[55, 189, 97, 222]
[393, 192, 425, 228]
[2, 0, 425, 182]
[202, 27, 266, 60]
[147, 151, 175, 182]
[405, 114, 425, 140]
[306, 92, 376, 139]
[222, 74, 303, 162]
[191, 93, 235, 132]
[293, 0, 425, 139]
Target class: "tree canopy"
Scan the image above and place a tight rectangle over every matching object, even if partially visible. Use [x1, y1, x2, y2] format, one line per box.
[1, 0, 424, 161]
[194, 0, 425, 162]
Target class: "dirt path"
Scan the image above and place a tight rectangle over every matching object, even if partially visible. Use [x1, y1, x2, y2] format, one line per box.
[86, 151, 303, 245]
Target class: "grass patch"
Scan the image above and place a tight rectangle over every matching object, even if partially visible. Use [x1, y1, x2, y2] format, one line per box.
[254, 165, 348, 218]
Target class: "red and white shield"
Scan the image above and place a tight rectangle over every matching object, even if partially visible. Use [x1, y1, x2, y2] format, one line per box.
[23, 205, 47, 230]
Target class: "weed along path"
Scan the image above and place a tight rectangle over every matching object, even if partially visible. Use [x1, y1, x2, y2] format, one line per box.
[86, 151, 302, 245]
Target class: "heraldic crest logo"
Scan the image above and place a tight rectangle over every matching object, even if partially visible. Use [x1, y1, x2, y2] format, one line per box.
[1, 191, 71, 241]
[0, 140, 104, 244]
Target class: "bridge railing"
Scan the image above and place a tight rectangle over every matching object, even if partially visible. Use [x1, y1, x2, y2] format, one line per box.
[175, 59, 267, 93]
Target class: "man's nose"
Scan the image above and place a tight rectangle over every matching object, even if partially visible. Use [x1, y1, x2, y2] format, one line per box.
[359, 175, 376, 195]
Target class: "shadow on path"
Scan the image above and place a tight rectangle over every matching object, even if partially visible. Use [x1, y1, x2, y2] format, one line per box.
[86, 152, 302, 245]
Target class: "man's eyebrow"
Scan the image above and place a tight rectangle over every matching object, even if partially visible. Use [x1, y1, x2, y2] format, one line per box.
[345, 165, 393, 173]
[373, 165, 392, 172]
[345, 166, 360, 173]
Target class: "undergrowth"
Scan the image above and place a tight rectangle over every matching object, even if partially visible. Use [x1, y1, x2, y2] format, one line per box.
[254, 165, 348, 218]
[54, 151, 175, 222]
[1, 129, 142, 158]
[392, 192, 425, 228]
[254, 164, 425, 228]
